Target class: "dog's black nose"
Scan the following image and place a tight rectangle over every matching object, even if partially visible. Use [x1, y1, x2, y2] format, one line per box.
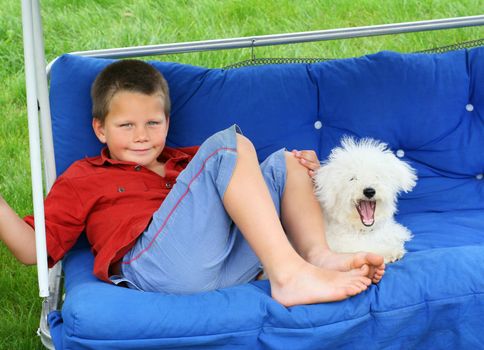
[363, 187, 376, 199]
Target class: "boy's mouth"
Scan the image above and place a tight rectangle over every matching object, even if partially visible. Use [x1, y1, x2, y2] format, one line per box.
[130, 148, 151, 153]
[356, 200, 376, 227]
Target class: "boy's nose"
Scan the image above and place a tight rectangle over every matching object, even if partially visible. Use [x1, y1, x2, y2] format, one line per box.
[133, 127, 148, 141]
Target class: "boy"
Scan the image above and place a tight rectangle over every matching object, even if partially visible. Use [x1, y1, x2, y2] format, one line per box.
[0, 60, 384, 307]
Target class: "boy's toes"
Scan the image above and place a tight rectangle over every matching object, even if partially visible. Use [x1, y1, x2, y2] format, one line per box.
[348, 279, 369, 296]
[346, 285, 361, 296]
[359, 264, 369, 275]
[372, 268, 385, 284]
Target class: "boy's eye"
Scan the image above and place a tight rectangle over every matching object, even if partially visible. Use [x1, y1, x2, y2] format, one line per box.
[120, 123, 133, 128]
[147, 121, 161, 126]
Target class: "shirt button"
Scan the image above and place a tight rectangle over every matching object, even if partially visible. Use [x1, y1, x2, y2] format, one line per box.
[165, 182, 172, 189]
[396, 149, 405, 158]
[134, 165, 142, 171]
[118, 187, 125, 192]
[476, 174, 483, 180]
[314, 121, 323, 130]
[465, 104, 474, 112]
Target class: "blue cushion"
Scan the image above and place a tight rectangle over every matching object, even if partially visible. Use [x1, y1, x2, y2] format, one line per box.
[48, 48, 484, 349]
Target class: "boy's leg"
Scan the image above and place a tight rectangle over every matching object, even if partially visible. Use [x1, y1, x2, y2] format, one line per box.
[222, 135, 372, 307]
[280, 153, 385, 283]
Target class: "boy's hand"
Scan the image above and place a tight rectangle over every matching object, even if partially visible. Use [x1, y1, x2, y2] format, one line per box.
[291, 150, 320, 177]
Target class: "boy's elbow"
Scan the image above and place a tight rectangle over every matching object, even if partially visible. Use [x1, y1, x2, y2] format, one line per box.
[21, 257, 38, 266]
[16, 251, 38, 266]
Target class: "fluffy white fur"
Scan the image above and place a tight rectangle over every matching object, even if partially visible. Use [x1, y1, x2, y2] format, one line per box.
[314, 137, 417, 263]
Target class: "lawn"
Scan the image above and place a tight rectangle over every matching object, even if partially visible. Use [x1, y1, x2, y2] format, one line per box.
[0, 0, 483, 348]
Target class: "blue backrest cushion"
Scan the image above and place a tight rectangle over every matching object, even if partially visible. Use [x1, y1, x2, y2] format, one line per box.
[49, 49, 484, 215]
[310, 50, 483, 214]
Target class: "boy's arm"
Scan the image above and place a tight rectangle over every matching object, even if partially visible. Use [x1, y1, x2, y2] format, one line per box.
[0, 195, 37, 265]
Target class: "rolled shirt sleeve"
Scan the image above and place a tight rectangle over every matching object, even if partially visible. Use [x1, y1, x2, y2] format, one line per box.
[24, 176, 86, 267]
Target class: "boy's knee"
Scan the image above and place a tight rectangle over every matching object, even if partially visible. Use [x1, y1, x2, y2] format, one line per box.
[236, 134, 256, 156]
[284, 151, 304, 172]
[284, 151, 312, 181]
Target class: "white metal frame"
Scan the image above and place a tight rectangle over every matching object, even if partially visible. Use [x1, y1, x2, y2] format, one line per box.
[20, 1, 484, 348]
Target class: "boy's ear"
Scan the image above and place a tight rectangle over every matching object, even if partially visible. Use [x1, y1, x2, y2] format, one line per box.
[92, 118, 107, 144]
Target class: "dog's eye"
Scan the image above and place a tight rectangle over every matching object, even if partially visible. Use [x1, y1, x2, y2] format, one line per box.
[350, 177, 357, 181]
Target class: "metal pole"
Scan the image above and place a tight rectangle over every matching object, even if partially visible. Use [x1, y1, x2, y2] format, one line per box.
[32, 0, 56, 192]
[21, 0, 49, 298]
[66, 15, 484, 59]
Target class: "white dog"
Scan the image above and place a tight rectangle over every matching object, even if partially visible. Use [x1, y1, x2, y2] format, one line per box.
[313, 137, 417, 263]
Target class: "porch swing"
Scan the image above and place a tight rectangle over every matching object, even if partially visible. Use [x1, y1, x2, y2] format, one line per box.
[21, 1, 484, 348]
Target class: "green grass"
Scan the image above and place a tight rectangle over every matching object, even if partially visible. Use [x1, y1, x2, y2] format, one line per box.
[0, 0, 483, 348]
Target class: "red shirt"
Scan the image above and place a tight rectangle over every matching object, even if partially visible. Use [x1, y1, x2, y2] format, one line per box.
[24, 145, 199, 282]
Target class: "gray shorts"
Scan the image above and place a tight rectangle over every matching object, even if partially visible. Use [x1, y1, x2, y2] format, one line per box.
[118, 125, 287, 294]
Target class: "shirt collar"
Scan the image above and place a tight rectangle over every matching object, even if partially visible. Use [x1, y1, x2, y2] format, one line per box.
[86, 146, 191, 167]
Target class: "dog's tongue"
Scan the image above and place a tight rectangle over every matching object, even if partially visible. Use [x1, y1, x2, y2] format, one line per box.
[357, 200, 376, 227]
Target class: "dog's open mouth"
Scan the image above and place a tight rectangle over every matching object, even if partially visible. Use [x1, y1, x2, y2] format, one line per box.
[356, 200, 376, 227]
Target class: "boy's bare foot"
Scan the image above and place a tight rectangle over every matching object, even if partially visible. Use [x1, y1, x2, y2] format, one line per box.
[308, 250, 385, 284]
[270, 262, 371, 307]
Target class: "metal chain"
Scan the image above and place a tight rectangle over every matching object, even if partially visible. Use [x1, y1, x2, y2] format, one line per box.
[223, 38, 484, 69]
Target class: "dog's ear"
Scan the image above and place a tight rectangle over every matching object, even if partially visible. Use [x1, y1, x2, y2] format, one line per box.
[389, 155, 417, 193]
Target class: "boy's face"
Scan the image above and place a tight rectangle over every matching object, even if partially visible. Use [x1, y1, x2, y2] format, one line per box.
[92, 91, 169, 172]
